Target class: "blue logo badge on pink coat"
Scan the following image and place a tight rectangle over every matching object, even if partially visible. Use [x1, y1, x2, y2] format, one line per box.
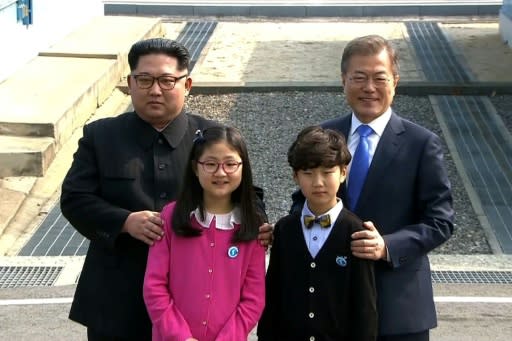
[228, 246, 239, 258]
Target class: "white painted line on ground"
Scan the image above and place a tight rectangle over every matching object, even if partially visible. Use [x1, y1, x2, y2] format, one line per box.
[1, 296, 512, 306]
[435, 296, 512, 303]
[0, 297, 73, 306]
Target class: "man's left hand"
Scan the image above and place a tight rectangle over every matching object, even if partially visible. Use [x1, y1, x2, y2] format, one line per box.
[351, 221, 387, 260]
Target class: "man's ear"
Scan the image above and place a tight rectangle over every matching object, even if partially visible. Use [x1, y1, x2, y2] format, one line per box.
[341, 73, 347, 88]
[392, 74, 400, 88]
[126, 74, 133, 94]
[185, 77, 193, 94]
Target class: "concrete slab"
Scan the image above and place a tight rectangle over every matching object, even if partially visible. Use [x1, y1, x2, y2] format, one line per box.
[191, 22, 422, 85]
[0, 177, 37, 195]
[163, 22, 188, 39]
[0, 15, 165, 178]
[0, 136, 55, 177]
[440, 22, 512, 82]
[0, 90, 132, 257]
[0, 188, 26, 237]
[39, 16, 165, 77]
[0, 56, 117, 145]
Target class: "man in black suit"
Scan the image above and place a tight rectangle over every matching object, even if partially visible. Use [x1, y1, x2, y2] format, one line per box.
[60, 38, 219, 340]
[293, 35, 454, 341]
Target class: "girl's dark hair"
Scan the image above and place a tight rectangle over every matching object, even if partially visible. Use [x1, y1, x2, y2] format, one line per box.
[128, 38, 190, 72]
[171, 126, 264, 242]
[288, 125, 352, 171]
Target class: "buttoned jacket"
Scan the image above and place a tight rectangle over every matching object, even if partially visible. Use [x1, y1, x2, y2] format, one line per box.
[258, 209, 377, 341]
[61, 110, 218, 339]
[321, 112, 454, 335]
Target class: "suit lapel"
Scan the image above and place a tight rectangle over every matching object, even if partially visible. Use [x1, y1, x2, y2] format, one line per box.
[357, 113, 405, 209]
[339, 115, 351, 140]
[338, 116, 351, 200]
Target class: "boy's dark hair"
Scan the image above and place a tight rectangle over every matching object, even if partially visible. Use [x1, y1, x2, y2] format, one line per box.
[172, 126, 264, 242]
[288, 126, 351, 171]
[128, 38, 190, 72]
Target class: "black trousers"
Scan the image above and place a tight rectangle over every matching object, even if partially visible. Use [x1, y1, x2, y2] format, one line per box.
[87, 328, 150, 341]
[378, 330, 429, 341]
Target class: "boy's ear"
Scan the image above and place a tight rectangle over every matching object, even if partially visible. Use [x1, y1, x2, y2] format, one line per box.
[339, 165, 348, 183]
[292, 170, 299, 185]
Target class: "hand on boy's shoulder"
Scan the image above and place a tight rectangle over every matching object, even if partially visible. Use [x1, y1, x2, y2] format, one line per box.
[351, 221, 387, 261]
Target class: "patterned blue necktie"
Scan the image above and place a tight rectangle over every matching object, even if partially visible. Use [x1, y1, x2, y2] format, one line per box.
[347, 125, 373, 210]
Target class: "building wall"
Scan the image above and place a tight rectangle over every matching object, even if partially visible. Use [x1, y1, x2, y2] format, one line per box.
[500, 0, 512, 47]
[0, 0, 103, 83]
[503, 0, 512, 13]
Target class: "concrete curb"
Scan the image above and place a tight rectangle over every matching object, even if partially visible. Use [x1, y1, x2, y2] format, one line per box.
[104, 1, 502, 18]
[190, 81, 512, 95]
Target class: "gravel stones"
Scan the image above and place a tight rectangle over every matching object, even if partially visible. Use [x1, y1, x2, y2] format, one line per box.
[186, 91, 492, 254]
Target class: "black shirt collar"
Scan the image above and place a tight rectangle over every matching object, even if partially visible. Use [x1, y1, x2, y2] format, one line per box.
[133, 110, 189, 149]
[160, 110, 188, 148]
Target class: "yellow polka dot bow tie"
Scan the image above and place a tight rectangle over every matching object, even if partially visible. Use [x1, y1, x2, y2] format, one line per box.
[303, 214, 331, 229]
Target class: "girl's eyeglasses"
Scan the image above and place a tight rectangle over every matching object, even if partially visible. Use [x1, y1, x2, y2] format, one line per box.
[197, 161, 242, 174]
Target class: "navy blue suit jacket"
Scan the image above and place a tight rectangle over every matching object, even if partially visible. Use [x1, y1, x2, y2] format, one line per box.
[293, 112, 454, 335]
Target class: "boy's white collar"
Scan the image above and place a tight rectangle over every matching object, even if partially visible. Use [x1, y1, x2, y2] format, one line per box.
[301, 198, 344, 228]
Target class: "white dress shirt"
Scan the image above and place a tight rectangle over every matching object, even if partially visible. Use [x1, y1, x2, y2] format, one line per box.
[347, 108, 392, 185]
[301, 199, 344, 258]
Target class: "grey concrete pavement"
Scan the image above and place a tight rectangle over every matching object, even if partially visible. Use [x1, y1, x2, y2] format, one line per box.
[1, 282, 511, 340]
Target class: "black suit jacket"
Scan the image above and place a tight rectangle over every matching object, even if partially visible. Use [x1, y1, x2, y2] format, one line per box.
[258, 209, 377, 341]
[293, 112, 454, 335]
[61, 111, 218, 339]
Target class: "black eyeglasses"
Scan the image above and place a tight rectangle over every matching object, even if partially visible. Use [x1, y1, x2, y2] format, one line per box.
[131, 74, 188, 90]
[348, 74, 392, 88]
[197, 160, 243, 174]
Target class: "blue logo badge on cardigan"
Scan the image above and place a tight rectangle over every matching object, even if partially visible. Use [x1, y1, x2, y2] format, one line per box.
[336, 256, 348, 267]
[228, 246, 239, 258]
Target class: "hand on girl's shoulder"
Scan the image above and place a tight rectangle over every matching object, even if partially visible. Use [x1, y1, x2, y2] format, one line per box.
[257, 222, 274, 248]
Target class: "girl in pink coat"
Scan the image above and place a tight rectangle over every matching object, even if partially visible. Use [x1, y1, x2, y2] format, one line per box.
[144, 126, 266, 341]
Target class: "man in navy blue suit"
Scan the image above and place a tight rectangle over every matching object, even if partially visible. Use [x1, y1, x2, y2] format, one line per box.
[292, 35, 454, 340]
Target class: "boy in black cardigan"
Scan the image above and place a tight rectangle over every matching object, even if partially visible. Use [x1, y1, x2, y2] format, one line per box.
[258, 126, 377, 341]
